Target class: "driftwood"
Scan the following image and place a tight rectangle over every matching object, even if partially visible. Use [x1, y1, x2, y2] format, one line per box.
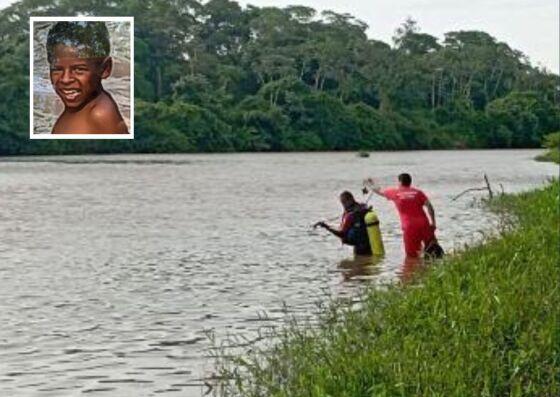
[452, 174, 496, 201]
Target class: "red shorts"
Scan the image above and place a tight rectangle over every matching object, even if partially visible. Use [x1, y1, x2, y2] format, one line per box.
[403, 225, 435, 258]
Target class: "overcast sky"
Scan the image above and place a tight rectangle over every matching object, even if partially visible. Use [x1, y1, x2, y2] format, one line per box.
[1, 0, 557, 72]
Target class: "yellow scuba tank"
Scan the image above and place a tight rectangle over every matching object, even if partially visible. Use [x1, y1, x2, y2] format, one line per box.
[365, 210, 385, 256]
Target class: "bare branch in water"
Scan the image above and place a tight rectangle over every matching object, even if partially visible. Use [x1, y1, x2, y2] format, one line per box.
[452, 174, 497, 201]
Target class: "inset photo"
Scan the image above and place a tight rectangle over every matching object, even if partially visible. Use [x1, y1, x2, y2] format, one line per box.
[30, 16, 134, 139]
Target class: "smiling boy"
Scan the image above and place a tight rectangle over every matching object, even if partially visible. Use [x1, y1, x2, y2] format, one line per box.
[47, 21, 128, 134]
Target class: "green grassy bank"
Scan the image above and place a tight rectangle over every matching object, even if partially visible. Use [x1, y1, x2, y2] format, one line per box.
[216, 181, 559, 397]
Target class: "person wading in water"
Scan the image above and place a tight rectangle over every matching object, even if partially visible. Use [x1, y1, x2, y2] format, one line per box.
[365, 173, 443, 259]
[314, 191, 372, 256]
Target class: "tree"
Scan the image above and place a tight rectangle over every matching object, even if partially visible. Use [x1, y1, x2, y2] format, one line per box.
[487, 91, 560, 147]
[0, 0, 558, 155]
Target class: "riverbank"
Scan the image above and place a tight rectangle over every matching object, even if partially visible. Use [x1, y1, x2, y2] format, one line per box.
[215, 181, 559, 396]
[535, 148, 560, 164]
[535, 132, 560, 164]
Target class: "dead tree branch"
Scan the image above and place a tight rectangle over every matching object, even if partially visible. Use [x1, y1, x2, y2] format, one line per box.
[452, 174, 496, 201]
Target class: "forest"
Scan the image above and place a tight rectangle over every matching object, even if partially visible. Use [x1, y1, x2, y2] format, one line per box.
[0, 0, 558, 155]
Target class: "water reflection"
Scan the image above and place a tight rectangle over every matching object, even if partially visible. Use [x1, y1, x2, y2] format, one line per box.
[396, 256, 428, 283]
[338, 255, 382, 282]
[338, 254, 431, 284]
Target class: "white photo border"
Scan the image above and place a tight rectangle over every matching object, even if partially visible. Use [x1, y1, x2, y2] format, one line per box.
[29, 16, 134, 140]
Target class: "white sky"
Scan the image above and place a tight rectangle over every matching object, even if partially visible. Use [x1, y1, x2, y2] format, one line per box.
[1, 0, 558, 72]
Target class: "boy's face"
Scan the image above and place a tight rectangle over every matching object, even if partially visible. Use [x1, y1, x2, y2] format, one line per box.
[49, 44, 111, 110]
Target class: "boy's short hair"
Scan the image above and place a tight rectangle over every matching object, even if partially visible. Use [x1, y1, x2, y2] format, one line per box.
[47, 21, 110, 65]
[398, 173, 412, 186]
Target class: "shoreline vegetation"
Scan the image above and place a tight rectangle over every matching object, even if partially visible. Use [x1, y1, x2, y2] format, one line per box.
[1, 0, 559, 155]
[0, 147, 552, 159]
[535, 132, 560, 164]
[213, 181, 559, 397]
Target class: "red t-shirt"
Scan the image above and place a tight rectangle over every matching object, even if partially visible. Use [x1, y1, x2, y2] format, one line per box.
[382, 186, 429, 230]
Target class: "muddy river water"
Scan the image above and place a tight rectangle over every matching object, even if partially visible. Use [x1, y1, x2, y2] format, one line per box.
[0, 150, 556, 396]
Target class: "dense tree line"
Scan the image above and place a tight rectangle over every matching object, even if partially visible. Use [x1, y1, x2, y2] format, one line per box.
[0, 0, 558, 155]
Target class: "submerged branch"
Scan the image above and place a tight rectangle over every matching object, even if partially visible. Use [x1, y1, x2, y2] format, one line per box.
[452, 174, 496, 201]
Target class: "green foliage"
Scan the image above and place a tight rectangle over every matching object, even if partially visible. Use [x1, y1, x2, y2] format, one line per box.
[135, 100, 234, 152]
[348, 103, 400, 149]
[536, 132, 560, 163]
[487, 92, 560, 148]
[214, 182, 560, 396]
[0, 0, 559, 154]
[543, 131, 560, 149]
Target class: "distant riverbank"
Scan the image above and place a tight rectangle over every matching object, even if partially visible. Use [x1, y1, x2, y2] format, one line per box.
[0, 146, 553, 159]
[214, 181, 559, 396]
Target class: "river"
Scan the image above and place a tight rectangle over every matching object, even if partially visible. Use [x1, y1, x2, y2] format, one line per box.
[0, 150, 556, 396]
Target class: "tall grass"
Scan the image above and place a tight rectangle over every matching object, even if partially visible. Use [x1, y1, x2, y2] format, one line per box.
[213, 181, 560, 397]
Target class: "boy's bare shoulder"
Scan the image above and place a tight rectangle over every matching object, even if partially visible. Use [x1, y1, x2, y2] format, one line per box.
[87, 92, 129, 134]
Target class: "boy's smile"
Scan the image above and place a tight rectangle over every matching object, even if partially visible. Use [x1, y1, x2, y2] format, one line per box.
[49, 45, 109, 110]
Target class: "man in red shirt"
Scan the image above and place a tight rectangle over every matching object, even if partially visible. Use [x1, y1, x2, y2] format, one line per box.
[366, 173, 438, 258]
